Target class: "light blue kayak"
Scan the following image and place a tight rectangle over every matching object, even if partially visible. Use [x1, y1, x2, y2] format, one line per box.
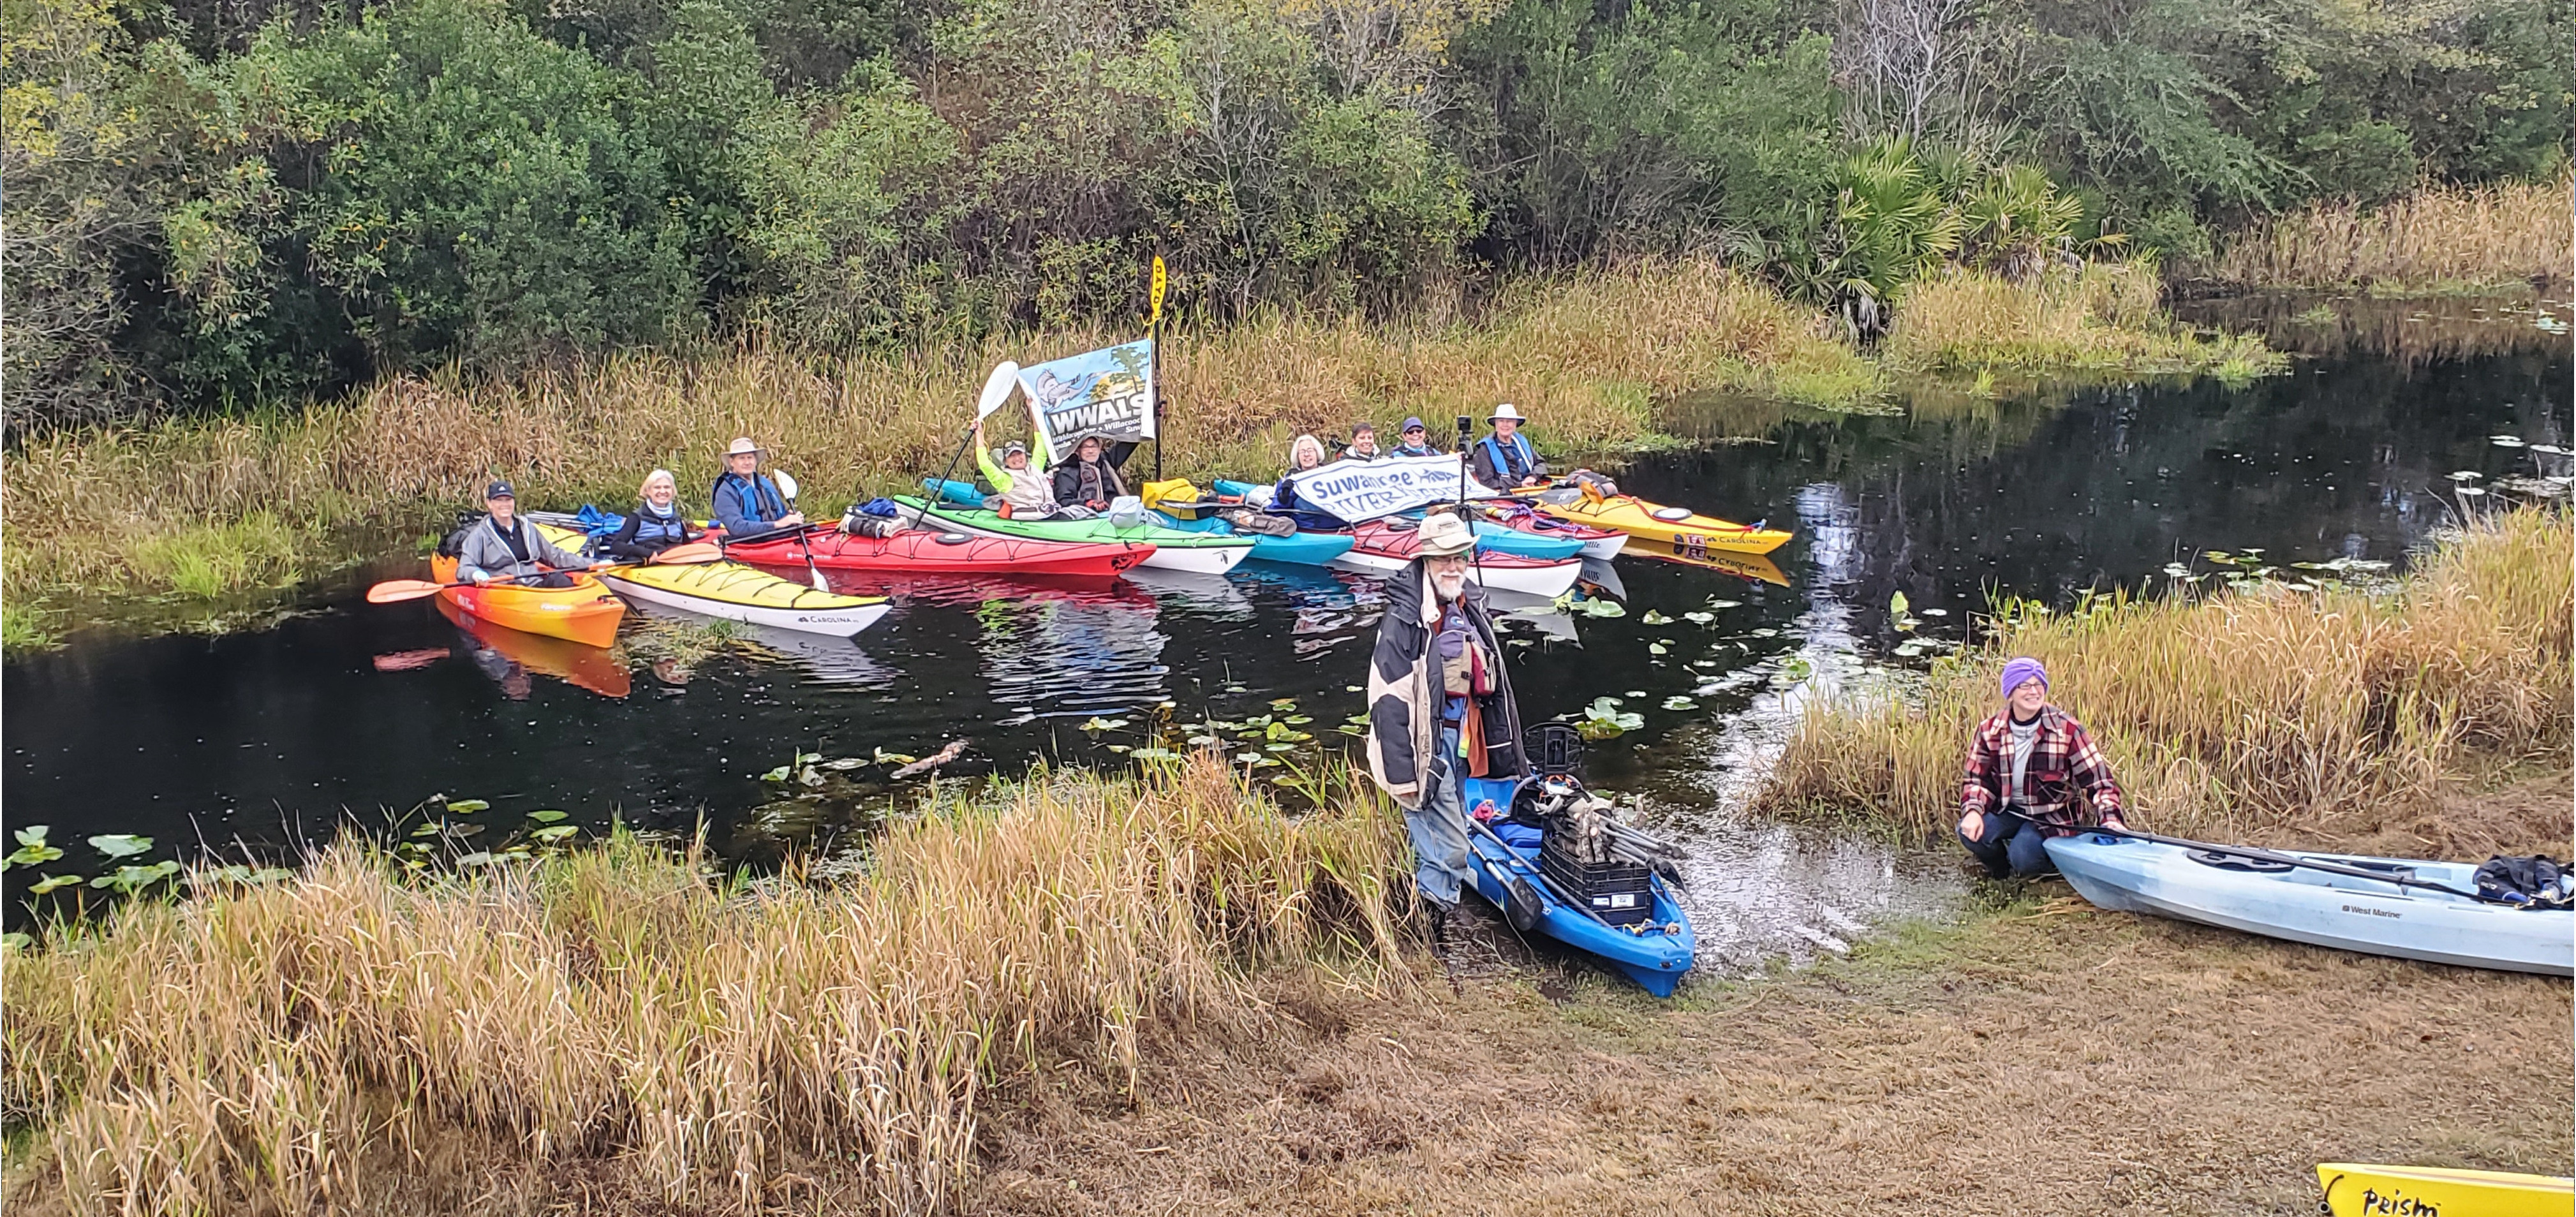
[1461, 776, 1697, 996]
[2045, 831, 2574, 975]
[1210, 479, 1581, 560]
[1152, 512, 1356, 565]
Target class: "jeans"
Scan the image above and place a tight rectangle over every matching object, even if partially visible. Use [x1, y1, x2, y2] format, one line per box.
[1406, 725, 1475, 907]
[1958, 811, 2055, 879]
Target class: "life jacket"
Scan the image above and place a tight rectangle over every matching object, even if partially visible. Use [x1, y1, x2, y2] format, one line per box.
[1480, 433, 1537, 483]
[630, 502, 690, 548]
[711, 471, 788, 526]
[1391, 441, 1439, 458]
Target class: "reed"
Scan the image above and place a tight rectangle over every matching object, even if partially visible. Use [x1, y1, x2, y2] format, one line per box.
[1758, 505, 2573, 847]
[2184, 174, 2572, 293]
[1881, 263, 2284, 380]
[0, 754, 1409, 1215]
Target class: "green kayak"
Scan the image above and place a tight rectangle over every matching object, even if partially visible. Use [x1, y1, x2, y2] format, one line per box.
[891, 496, 1252, 574]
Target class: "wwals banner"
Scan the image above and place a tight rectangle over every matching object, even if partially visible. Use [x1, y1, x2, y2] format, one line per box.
[1018, 340, 1155, 462]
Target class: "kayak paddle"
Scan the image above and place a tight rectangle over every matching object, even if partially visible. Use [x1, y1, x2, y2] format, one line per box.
[365, 544, 721, 605]
[1462, 814, 1544, 933]
[913, 361, 1022, 529]
[2004, 811, 2505, 904]
[773, 469, 830, 592]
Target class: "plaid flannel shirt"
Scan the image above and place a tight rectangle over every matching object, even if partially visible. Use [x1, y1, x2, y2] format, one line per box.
[1960, 706, 2124, 835]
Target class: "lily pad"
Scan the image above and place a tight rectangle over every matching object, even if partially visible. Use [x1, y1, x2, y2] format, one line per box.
[87, 834, 153, 859]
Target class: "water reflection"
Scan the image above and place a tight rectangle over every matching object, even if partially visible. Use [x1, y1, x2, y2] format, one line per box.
[977, 590, 1170, 723]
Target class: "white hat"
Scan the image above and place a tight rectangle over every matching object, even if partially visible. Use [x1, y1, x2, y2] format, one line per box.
[1488, 403, 1527, 423]
[723, 437, 765, 457]
[1417, 512, 1476, 557]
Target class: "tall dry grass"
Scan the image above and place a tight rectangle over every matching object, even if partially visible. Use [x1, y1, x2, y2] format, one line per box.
[1882, 263, 2284, 379]
[1, 260, 1865, 616]
[1758, 506, 2573, 846]
[0, 755, 1410, 1215]
[2185, 174, 2572, 293]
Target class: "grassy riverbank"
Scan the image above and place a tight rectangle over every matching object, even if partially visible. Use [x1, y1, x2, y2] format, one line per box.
[2179, 175, 2571, 296]
[1, 260, 2271, 647]
[1758, 505, 2574, 848]
[0, 757, 1409, 1214]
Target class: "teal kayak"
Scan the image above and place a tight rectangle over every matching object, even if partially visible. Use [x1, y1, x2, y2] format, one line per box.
[1460, 775, 1696, 996]
[1153, 512, 1356, 565]
[891, 495, 1251, 574]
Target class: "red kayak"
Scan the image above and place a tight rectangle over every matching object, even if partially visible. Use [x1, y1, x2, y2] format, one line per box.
[722, 527, 1153, 577]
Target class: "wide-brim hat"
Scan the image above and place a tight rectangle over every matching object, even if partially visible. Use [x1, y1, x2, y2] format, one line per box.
[1418, 512, 1476, 557]
[723, 437, 765, 457]
[1488, 403, 1526, 423]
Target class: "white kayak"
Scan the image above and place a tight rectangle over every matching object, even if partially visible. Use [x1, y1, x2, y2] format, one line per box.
[2045, 831, 2575, 976]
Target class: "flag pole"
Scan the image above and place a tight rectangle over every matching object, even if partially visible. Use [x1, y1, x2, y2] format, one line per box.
[1149, 254, 1167, 484]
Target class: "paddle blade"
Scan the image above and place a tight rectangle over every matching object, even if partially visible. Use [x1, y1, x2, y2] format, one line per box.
[1502, 874, 1543, 933]
[774, 469, 801, 502]
[366, 579, 447, 605]
[648, 543, 723, 565]
[976, 360, 1021, 420]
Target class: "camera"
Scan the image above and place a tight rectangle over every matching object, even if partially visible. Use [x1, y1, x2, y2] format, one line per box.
[1454, 415, 1472, 445]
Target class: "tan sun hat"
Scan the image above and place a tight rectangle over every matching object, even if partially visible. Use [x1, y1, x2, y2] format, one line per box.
[723, 437, 765, 457]
[1488, 403, 1527, 423]
[1418, 511, 1476, 557]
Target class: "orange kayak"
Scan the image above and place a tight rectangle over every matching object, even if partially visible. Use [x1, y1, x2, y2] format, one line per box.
[427, 554, 625, 648]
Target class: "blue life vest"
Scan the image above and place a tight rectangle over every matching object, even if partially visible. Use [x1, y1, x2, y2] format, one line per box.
[1480, 433, 1537, 483]
[711, 471, 788, 528]
[630, 502, 690, 546]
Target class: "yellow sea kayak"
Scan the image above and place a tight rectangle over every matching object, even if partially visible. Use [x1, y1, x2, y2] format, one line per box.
[534, 524, 890, 637]
[2318, 1163, 2574, 1217]
[1520, 485, 1792, 557]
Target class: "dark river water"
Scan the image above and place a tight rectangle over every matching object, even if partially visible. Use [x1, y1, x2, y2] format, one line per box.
[8, 295, 2568, 973]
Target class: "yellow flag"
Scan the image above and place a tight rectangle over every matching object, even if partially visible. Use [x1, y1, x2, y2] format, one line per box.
[1149, 255, 1167, 325]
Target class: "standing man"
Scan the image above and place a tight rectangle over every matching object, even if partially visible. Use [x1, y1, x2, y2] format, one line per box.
[456, 481, 593, 587]
[1365, 510, 1527, 941]
[711, 437, 806, 537]
[1470, 404, 1550, 490]
[1389, 417, 1442, 457]
[1958, 657, 2128, 878]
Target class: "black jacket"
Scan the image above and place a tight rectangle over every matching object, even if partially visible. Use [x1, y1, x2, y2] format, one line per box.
[1365, 559, 1525, 807]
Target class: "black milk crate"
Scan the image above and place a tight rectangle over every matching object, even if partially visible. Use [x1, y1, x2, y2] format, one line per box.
[1539, 834, 1654, 926]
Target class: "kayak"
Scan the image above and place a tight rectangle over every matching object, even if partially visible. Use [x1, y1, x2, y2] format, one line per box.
[2318, 1163, 2573, 1217]
[891, 496, 1251, 575]
[1153, 512, 1357, 565]
[433, 596, 632, 698]
[1335, 520, 1585, 599]
[1518, 485, 1791, 557]
[1460, 776, 1696, 996]
[427, 553, 625, 648]
[1472, 502, 1625, 561]
[725, 527, 1151, 578]
[531, 524, 891, 638]
[2045, 832, 2575, 975]
[1207, 478, 1580, 563]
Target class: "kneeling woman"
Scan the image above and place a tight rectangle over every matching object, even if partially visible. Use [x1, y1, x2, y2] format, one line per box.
[1957, 657, 2128, 878]
[601, 469, 704, 561]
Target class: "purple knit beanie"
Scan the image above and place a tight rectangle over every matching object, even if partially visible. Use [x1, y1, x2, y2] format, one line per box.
[1999, 656, 2048, 700]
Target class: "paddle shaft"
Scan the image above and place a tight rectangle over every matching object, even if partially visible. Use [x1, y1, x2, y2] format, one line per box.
[915, 424, 977, 530]
[1463, 811, 1622, 932]
[2005, 811, 2491, 903]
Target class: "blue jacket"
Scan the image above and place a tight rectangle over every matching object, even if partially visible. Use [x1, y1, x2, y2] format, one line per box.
[711, 471, 791, 536]
[1470, 432, 1546, 489]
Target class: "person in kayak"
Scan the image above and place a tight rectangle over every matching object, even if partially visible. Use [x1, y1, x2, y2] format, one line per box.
[1469, 404, 1550, 490]
[600, 469, 704, 561]
[1365, 510, 1526, 943]
[1051, 434, 1129, 513]
[711, 438, 806, 537]
[457, 481, 594, 588]
[1271, 434, 1348, 529]
[972, 419, 1060, 517]
[1341, 422, 1382, 462]
[1957, 657, 2128, 878]
[1390, 417, 1441, 458]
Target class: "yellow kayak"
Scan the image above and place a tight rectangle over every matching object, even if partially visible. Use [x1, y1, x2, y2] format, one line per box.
[535, 524, 890, 638]
[1520, 485, 1792, 557]
[2318, 1163, 2574, 1216]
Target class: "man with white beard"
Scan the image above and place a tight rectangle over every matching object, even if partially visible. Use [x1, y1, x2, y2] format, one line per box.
[1364, 510, 1527, 945]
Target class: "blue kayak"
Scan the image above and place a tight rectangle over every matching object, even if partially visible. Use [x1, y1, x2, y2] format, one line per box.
[1153, 512, 1356, 565]
[2046, 832, 2574, 975]
[1210, 480, 1581, 561]
[1460, 776, 1698, 996]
